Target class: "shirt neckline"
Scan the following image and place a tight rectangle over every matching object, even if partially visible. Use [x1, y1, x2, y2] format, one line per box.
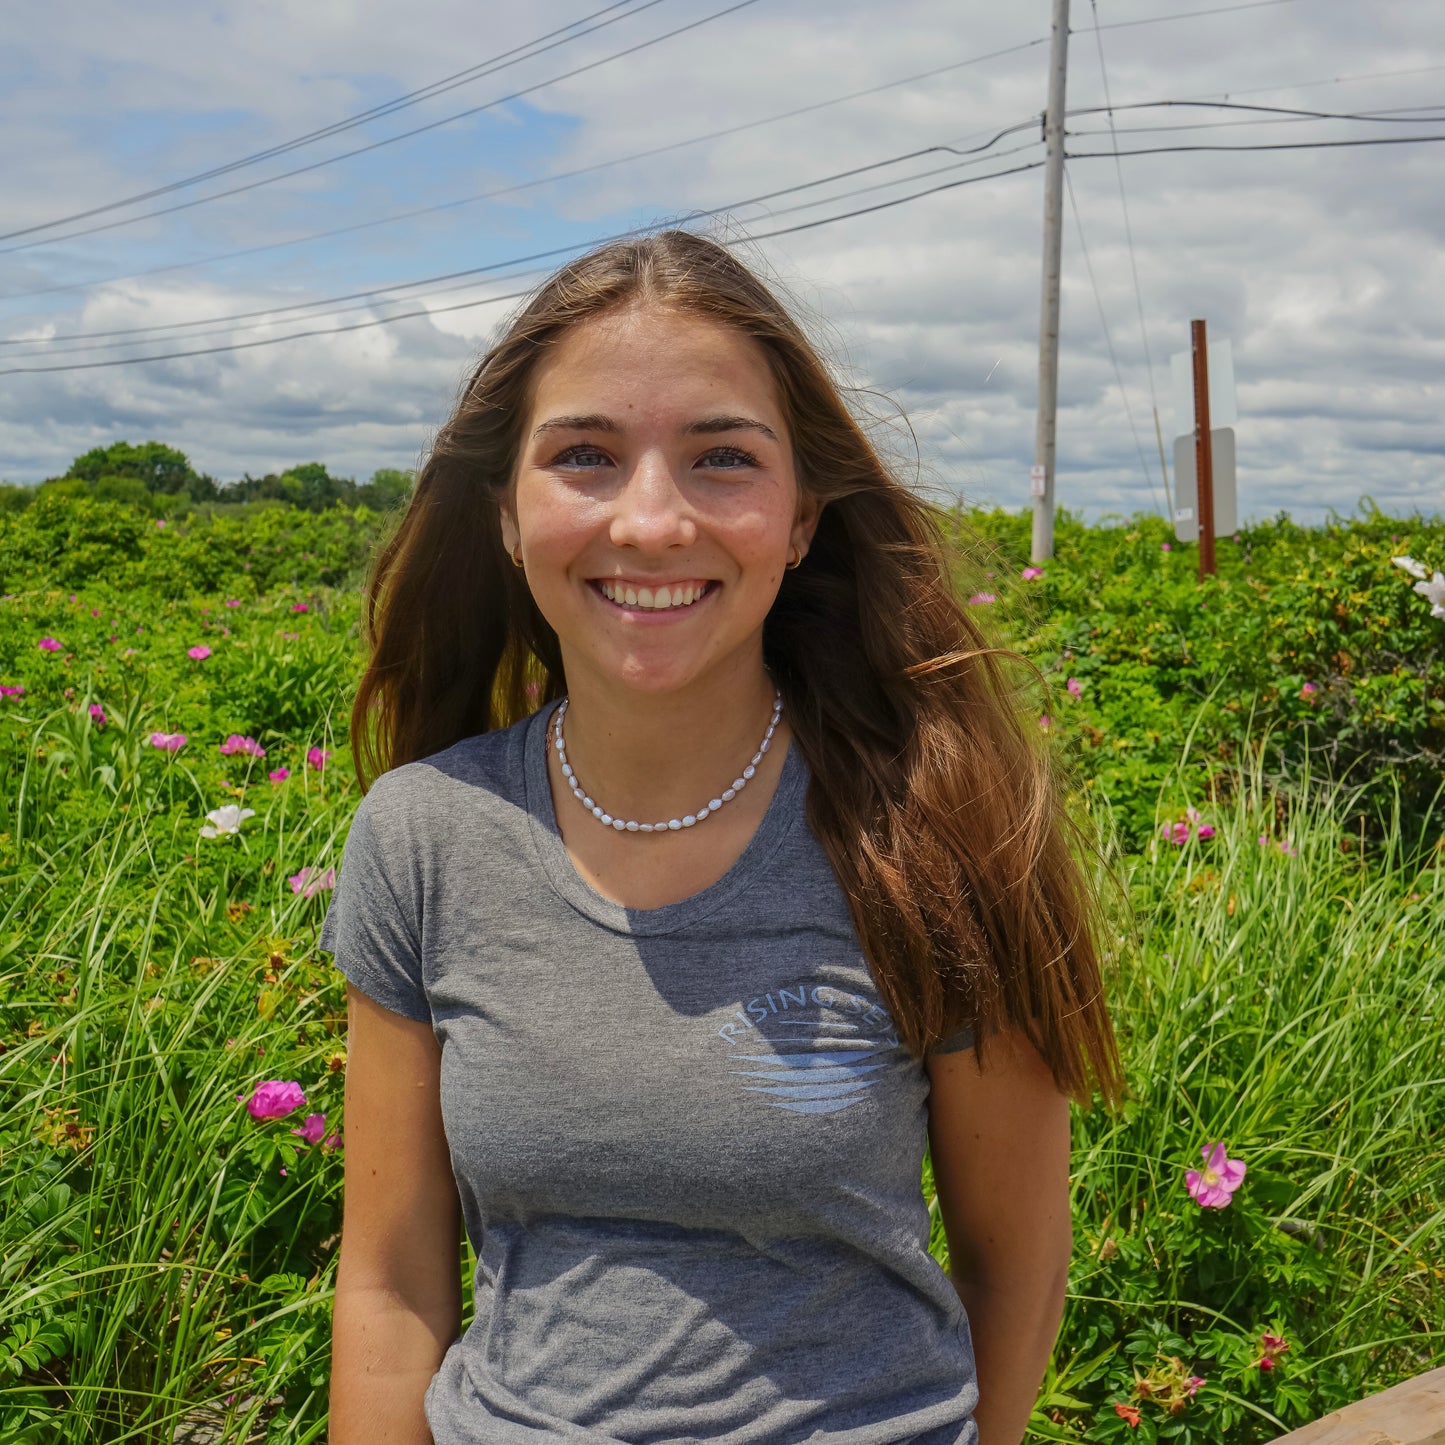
[523, 696, 807, 936]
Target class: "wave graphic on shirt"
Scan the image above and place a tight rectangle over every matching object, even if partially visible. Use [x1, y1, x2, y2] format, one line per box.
[730, 1027, 892, 1114]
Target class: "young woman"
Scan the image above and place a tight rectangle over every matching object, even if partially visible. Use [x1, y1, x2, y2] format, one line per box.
[322, 229, 1122, 1445]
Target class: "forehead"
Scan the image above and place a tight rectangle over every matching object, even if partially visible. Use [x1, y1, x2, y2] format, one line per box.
[525, 304, 783, 424]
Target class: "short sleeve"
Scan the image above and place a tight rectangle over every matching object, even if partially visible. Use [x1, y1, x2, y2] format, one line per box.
[318, 789, 430, 1024]
[926, 1025, 976, 1056]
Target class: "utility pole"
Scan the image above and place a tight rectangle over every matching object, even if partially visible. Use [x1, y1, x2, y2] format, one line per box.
[1031, 0, 1070, 564]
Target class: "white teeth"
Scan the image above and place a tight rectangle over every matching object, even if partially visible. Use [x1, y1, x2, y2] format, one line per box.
[597, 581, 711, 609]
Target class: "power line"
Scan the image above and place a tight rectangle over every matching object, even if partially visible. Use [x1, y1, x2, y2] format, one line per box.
[1069, 109, 1445, 137]
[1, 35, 1052, 303]
[8, 98, 1433, 352]
[0, 137, 1046, 358]
[1090, 0, 1295, 32]
[0, 94, 1410, 320]
[0, 0, 1311, 263]
[1200, 61, 1445, 98]
[2, 123, 1046, 349]
[0, 0, 765, 257]
[0, 0, 663, 244]
[0, 160, 1048, 375]
[1085, 0, 1165, 505]
[1067, 132, 1445, 159]
[1063, 169, 1163, 519]
[9, 138, 1043, 356]
[1078, 97, 1445, 124]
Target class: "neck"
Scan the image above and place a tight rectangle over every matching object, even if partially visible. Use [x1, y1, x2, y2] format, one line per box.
[552, 650, 782, 824]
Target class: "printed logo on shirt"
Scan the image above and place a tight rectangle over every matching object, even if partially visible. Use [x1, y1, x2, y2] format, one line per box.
[713, 981, 899, 1115]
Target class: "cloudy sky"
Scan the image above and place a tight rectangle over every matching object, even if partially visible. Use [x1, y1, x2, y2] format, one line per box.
[2, 0, 1442, 526]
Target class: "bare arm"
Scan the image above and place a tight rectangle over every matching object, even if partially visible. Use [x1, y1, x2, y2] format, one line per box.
[926, 1027, 1073, 1445]
[330, 983, 463, 1445]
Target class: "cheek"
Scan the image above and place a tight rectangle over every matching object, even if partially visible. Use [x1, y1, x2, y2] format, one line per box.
[516, 480, 604, 554]
[707, 485, 799, 554]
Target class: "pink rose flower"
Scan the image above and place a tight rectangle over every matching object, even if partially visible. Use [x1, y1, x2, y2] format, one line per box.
[1066, 677, 1083, 699]
[306, 746, 331, 771]
[268, 767, 291, 783]
[38, 638, 62, 652]
[1256, 1333, 1289, 1371]
[1022, 566, 1044, 580]
[241, 1080, 306, 1121]
[187, 644, 211, 661]
[1185, 1141, 1245, 1208]
[89, 704, 107, 726]
[149, 731, 188, 752]
[289, 865, 337, 899]
[291, 1112, 327, 1145]
[219, 734, 266, 758]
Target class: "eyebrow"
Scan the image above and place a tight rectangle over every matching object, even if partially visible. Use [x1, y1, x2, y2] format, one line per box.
[531, 414, 620, 439]
[685, 415, 780, 442]
[530, 413, 779, 442]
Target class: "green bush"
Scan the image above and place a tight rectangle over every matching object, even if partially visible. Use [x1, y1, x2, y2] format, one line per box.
[0, 497, 388, 599]
[0, 497, 1440, 1441]
[952, 503, 1445, 855]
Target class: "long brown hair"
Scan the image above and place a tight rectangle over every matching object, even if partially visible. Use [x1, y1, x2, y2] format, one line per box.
[349, 229, 1123, 1107]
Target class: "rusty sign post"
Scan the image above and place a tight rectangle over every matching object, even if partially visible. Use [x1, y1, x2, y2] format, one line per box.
[1191, 319, 1217, 580]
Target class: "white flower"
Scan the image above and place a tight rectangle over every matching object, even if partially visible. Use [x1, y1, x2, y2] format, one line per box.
[1391, 555, 1429, 580]
[1415, 572, 1445, 620]
[200, 804, 256, 838]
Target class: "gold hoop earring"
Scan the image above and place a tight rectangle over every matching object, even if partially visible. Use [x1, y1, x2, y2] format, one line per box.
[786, 546, 804, 570]
[510, 544, 525, 569]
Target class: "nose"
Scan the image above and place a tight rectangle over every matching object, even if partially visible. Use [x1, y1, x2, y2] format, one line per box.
[608, 448, 697, 552]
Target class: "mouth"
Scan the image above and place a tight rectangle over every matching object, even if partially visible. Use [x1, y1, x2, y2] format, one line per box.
[589, 578, 718, 613]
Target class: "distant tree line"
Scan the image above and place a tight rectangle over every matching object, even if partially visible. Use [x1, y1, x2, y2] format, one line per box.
[0, 440, 414, 515]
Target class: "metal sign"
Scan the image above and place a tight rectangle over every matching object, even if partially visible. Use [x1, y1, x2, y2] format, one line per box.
[1030, 464, 1047, 498]
[1171, 340, 1236, 435]
[1172, 427, 1237, 541]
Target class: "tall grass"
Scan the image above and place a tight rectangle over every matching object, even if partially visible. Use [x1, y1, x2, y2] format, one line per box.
[2, 707, 1440, 1442]
[1027, 741, 1442, 1439]
[1, 717, 354, 1443]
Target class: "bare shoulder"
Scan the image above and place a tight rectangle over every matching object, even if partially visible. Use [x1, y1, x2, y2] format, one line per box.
[925, 1027, 1072, 1280]
[338, 982, 461, 1312]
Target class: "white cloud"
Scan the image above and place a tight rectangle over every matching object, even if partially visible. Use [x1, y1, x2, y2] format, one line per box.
[0, 0, 1442, 524]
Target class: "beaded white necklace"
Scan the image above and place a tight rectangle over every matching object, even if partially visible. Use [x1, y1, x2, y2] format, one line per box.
[552, 689, 782, 833]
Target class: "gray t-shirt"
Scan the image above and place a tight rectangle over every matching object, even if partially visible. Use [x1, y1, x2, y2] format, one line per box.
[320, 699, 980, 1445]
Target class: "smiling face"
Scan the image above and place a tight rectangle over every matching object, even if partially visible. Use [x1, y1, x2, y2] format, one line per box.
[502, 303, 819, 699]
